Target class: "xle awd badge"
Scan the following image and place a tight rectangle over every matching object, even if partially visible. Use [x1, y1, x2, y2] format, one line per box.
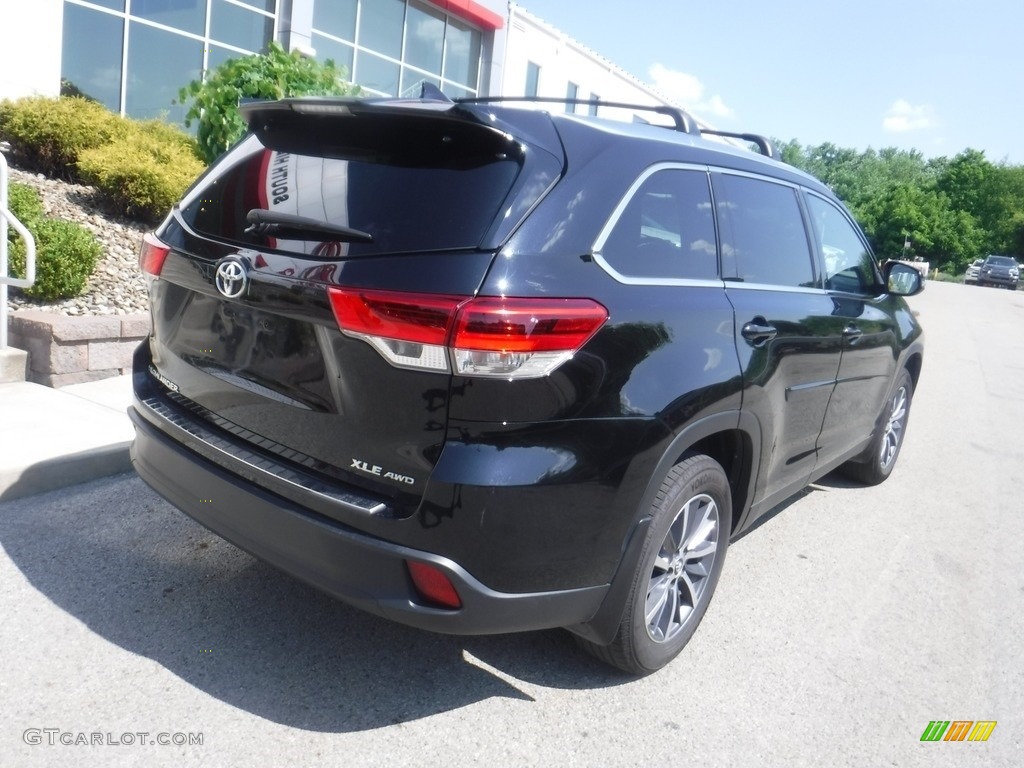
[215, 257, 248, 299]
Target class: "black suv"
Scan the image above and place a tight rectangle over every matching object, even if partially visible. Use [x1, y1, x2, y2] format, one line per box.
[976, 254, 1019, 289]
[130, 95, 924, 675]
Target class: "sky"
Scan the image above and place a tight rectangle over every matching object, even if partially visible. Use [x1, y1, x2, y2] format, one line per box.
[515, 0, 1024, 165]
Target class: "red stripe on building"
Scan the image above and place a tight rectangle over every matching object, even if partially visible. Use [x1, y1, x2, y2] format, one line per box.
[435, 0, 504, 30]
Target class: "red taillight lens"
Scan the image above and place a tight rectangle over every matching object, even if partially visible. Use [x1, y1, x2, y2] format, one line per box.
[452, 297, 608, 353]
[328, 287, 608, 378]
[406, 561, 462, 610]
[139, 233, 170, 277]
[327, 287, 465, 346]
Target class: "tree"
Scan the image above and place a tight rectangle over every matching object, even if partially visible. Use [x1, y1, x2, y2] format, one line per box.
[178, 42, 360, 164]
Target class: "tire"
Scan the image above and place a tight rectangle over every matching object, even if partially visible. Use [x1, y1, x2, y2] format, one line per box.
[842, 368, 913, 486]
[578, 455, 731, 675]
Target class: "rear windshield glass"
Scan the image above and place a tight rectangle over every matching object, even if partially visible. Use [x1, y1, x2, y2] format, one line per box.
[180, 133, 521, 257]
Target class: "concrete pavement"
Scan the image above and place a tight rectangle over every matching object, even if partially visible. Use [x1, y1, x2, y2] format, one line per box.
[0, 374, 134, 501]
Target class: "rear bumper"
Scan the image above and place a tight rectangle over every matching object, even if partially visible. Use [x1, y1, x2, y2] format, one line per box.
[129, 401, 607, 635]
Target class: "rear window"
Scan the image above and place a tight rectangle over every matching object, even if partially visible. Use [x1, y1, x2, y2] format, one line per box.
[180, 131, 522, 258]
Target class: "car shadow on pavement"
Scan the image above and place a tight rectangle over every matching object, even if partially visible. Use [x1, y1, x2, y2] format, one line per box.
[0, 474, 634, 732]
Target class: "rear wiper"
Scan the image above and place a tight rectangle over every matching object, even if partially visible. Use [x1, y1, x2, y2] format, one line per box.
[245, 209, 373, 243]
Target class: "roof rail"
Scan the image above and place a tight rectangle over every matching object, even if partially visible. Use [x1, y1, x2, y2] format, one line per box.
[699, 129, 775, 159]
[455, 96, 702, 136]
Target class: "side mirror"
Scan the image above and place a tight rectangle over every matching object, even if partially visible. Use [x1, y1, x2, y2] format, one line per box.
[883, 261, 924, 296]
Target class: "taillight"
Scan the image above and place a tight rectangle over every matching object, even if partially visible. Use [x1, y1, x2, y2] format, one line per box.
[327, 288, 464, 372]
[406, 561, 462, 610]
[327, 288, 608, 379]
[451, 297, 608, 378]
[139, 233, 170, 277]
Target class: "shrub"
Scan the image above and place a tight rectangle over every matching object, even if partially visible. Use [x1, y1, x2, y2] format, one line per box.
[178, 41, 360, 164]
[8, 218, 102, 301]
[4, 182, 45, 238]
[0, 96, 127, 179]
[78, 121, 205, 221]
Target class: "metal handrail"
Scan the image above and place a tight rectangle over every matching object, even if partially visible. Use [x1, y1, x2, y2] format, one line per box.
[1, 142, 37, 349]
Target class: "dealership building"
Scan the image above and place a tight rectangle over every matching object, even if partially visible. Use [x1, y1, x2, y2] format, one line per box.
[1, 1, 692, 127]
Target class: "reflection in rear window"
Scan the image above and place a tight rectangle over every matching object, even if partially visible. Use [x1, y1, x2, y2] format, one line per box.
[181, 136, 521, 257]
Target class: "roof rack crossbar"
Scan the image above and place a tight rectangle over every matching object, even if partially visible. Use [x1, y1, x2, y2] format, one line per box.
[455, 96, 702, 136]
[699, 129, 776, 158]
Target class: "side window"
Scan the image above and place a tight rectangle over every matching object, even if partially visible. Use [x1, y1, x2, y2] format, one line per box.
[600, 169, 717, 280]
[712, 174, 815, 288]
[806, 194, 879, 295]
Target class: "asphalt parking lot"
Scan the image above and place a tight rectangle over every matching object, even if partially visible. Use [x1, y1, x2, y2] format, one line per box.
[1, 280, 1021, 767]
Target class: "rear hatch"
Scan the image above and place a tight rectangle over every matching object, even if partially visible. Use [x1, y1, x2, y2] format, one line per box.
[140, 97, 564, 515]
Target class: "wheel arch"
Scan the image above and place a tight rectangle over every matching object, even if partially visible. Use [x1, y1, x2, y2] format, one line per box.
[567, 410, 762, 646]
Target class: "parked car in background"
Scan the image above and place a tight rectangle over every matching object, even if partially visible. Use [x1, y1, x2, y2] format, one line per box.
[963, 258, 983, 284]
[129, 94, 926, 675]
[977, 254, 1019, 289]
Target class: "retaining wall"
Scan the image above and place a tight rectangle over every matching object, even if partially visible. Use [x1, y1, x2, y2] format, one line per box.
[7, 311, 148, 387]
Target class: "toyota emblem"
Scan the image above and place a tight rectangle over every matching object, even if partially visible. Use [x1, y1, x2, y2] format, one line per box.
[215, 258, 248, 299]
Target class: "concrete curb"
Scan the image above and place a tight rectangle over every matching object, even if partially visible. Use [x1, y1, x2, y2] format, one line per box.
[0, 376, 134, 502]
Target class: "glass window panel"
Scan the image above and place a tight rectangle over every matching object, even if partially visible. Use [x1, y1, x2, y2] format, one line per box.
[400, 69, 439, 98]
[713, 174, 815, 288]
[312, 0, 356, 41]
[356, 52, 400, 96]
[602, 170, 718, 280]
[525, 61, 540, 97]
[807, 195, 878, 294]
[211, 0, 273, 51]
[405, 2, 444, 74]
[358, 0, 404, 59]
[232, 0, 276, 11]
[311, 33, 354, 76]
[441, 83, 472, 99]
[443, 18, 480, 89]
[131, 0, 206, 36]
[207, 44, 246, 74]
[79, 0, 125, 10]
[566, 82, 578, 112]
[61, 5, 124, 112]
[125, 22, 202, 124]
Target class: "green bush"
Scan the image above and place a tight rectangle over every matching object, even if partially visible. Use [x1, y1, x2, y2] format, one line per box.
[8, 218, 102, 301]
[4, 182, 45, 237]
[78, 121, 205, 221]
[0, 96, 127, 179]
[178, 41, 360, 164]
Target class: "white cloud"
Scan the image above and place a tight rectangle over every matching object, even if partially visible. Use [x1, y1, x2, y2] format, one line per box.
[883, 99, 937, 133]
[648, 64, 734, 119]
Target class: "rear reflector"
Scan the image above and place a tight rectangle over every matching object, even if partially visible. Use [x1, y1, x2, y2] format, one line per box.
[139, 233, 170, 277]
[327, 287, 607, 379]
[406, 561, 462, 610]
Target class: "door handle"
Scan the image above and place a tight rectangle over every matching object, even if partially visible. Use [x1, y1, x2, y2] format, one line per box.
[741, 320, 777, 347]
[842, 324, 863, 343]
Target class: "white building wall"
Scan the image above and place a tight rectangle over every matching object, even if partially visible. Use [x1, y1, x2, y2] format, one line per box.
[0, 0, 62, 100]
[503, 3, 695, 126]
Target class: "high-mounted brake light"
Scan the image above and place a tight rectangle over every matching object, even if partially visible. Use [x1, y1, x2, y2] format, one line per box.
[327, 287, 608, 378]
[139, 233, 170, 277]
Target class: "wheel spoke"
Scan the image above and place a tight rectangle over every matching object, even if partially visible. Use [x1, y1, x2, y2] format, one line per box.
[645, 574, 672, 630]
[678, 573, 698, 610]
[685, 540, 716, 562]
